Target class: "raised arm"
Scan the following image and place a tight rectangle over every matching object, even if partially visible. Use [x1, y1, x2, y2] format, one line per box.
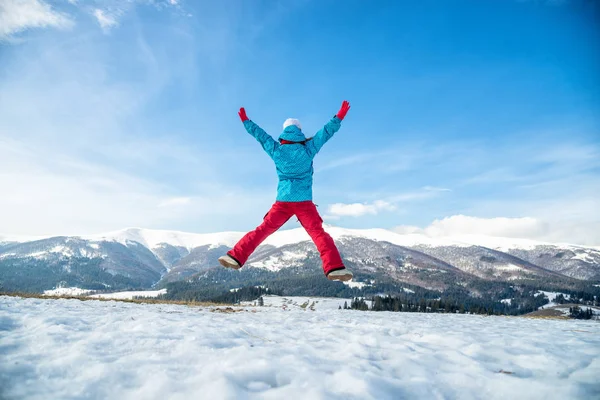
[306, 101, 350, 158]
[238, 107, 277, 158]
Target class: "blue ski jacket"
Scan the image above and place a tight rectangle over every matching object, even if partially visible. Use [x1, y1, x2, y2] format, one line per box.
[243, 116, 342, 202]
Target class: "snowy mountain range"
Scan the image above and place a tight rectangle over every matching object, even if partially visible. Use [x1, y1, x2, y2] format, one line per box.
[1, 227, 599, 294]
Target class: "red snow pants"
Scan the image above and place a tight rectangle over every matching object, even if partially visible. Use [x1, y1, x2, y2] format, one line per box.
[227, 201, 344, 275]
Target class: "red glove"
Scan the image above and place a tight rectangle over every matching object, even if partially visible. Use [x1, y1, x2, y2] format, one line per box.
[336, 100, 350, 120]
[238, 107, 249, 122]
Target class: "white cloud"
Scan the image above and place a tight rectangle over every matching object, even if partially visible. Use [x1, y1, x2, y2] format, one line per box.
[327, 200, 396, 218]
[93, 8, 117, 32]
[0, 0, 73, 39]
[392, 215, 600, 246]
[415, 215, 547, 238]
[324, 187, 450, 220]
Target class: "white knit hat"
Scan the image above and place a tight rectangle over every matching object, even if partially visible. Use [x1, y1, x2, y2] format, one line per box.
[283, 118, 302, 130]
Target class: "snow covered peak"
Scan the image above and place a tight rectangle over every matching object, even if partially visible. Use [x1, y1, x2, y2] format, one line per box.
[326, 226, 467, 248]
[443, 234, 594, 251]
[4, 226, 598, 253]
[82, 227, 245, 251]
[84, 227, 330, 251]
[245, 226, 464, 249]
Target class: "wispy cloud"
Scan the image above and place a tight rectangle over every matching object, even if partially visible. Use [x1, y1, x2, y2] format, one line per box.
[422, 186, 451, 192]
[89, 1, 183, 33]
[0, 0, 184, 41]
[326, 200, 396, 218]
[0, 136, 271, 235]
[93, 8, 117, 32]
[322, 185, 452, 221]
[0, 0, 73, 40]
[325, 186, 450, 212]
[0, 8, 270, 236]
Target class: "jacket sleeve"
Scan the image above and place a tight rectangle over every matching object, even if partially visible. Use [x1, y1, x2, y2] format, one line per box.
[243, 120, 278, 158]
[305, 116, 342, 158]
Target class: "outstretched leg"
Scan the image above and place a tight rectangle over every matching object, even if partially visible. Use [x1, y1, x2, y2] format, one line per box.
[225, 202, 293, 267]
[294, 201, 351, 280]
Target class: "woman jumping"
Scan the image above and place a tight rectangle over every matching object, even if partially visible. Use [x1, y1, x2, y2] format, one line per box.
[218, 101, 353, 282]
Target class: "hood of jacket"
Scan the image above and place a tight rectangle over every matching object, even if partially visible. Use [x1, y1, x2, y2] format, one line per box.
[278, 125, 306, 143]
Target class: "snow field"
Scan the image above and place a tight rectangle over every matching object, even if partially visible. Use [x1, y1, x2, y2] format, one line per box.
[536, 291, 572, 309]
[88, 289, 168, 300]
[1, 295, 599, 400]
[42, 288, 168, 300]
[43, 287, 94, 297]
[242, 295, 355, 311]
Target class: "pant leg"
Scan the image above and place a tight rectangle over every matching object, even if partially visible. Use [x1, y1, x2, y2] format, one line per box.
[228, 202, 293, 266]
[294, 201, 344, 275]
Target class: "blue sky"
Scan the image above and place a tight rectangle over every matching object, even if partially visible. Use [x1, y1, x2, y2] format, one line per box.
[1, 0, 599, 244]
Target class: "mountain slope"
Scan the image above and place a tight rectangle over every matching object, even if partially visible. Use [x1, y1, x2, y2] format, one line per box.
[0, 236, 166, 291]
[411, 244, 565, 280]
[431, 235, 600, 280]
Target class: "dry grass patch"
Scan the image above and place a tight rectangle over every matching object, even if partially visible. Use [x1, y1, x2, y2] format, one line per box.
[0, 291, 230, 308]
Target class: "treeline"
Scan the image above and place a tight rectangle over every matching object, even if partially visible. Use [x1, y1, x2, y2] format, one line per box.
[161, 284, 277, 304]
[207, 286, 277, 303]
[569, 306, 595, 320]
[514, 278, 600, 305]
[349, 291, 551, 316]
[0, 258, 143, 293]
[161, 277, 281, 303]
[161, 266, 383, 301]
[554, 293, 600, 307]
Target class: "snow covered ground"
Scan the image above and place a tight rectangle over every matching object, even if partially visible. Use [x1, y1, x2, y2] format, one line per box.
[43, 287, 93, 296]
[88, 289, 167, 300]
[1, 296, 599, 400]
[42, 287, 168, 300]
[536, 290, 570, 309]
[242, 295, 357, 311]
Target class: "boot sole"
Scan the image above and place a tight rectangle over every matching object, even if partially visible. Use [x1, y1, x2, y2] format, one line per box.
[327, 272, 353, 282]
[218, 258, 241, 270]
